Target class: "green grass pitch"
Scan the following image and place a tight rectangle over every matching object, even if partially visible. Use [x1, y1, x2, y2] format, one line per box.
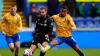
[0, 48, 100, 56]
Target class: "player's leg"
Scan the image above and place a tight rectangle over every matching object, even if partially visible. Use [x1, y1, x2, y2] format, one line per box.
[15, 41, 20, 56]
[30, 33, 41, 55]
[6, 36, 14, 52]
[65, 37, 85, 56]
[40, 41, 48, 56]
[71, 45, 84, 56]
[14, 34, 20, 56]
[42, 41, 48, 47]
[38, 36, 63, 53]
[8, 43, 14, 52]
[30, 44, 37, 54]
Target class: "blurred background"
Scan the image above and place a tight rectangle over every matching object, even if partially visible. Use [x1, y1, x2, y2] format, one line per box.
[0, 0, 100, 56]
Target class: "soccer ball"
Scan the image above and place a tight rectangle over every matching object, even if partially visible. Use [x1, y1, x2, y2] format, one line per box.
[23, 49, 32, 56]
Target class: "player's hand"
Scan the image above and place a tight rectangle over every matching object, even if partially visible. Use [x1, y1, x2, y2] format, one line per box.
[2, 31, 6, 35]
[45, 34, 49, 41]
[45, 34, 49, 38]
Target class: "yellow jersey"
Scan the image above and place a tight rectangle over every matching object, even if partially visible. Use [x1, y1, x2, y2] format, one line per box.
[1, 13, 22, 36]
[0, 21, 1, 32]
[52, 14, 76, 37]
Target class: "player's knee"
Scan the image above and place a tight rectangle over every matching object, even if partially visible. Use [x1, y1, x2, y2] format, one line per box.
[9, 47, 14, 51]
[9, 46, 14, 52]
[9, 46, 14, 49]
[9, 44, 14, 49]
[16, 45, 20, 49]
[42, 42, 48, 47]
[50, 40, 58, 46]
[30, 44, 37, 53]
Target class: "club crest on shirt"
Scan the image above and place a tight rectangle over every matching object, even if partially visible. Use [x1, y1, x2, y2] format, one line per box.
[16, 17, 18, 20]
[44, 20, 47, 23]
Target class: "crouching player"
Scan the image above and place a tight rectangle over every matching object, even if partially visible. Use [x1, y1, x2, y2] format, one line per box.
[38, 6, 85, 56]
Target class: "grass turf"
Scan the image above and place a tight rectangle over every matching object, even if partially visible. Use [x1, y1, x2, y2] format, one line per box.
[0, 48, 100, 56]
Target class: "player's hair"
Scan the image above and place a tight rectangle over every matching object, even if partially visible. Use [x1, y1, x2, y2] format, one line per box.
[11, 4, 17, 7]
[80, 2, 84, 4]
[61, 5, 68, 11]
[40, 6, 48, 11]
[61, 5, 68, 9]
[92, 1, 95, 3]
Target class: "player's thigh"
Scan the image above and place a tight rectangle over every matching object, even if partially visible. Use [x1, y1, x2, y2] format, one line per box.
[13, 34, 20, 48]
[15, 41, 20, 48]
[31, 36, 41, 46]
[65, 37, 77, 47]
[8, 43, 14, 49]
[31, 35, 42, 51]
[33, 33, 42, 44]
[30, 44, 37, 52]
[6, 36, 14, 45]
[13, 34, 20, 43]
[42, 41, 48, 47]
[50, 36, 63, 46]
[6, 36, 14, 49]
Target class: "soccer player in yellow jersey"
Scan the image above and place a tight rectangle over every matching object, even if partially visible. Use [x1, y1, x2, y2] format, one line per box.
[38, 6, 85, 56]
[1, 5, 22, 56]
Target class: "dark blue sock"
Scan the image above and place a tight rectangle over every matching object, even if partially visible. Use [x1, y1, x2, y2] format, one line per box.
[79, 52, 84, 56]
[40, 51, 46, 56]
[15, 53, 18, 56]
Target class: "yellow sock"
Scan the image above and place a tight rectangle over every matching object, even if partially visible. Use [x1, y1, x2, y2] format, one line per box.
[45, 45, 51, 51]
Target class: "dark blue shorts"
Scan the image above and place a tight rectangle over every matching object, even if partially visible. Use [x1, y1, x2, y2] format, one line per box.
[6, 33, 20, 44]
[54, 36, 77, 47]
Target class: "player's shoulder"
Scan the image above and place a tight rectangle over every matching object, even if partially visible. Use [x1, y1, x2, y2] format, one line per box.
[16, 13, 21, 17]
[66, 14, 71, 17]
[47, 15, 52, 19]
[52, 14, 58, 17]
[52, 14, 59, 19]
[3, 13, 10, 17]
[65, 14, 72, 20]
[47, 15, 53, 22]
[2, 13, 10, 19]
